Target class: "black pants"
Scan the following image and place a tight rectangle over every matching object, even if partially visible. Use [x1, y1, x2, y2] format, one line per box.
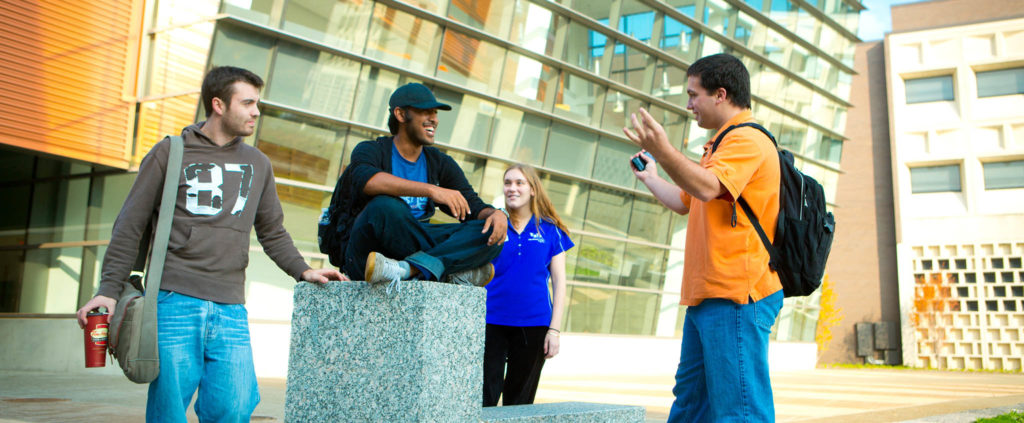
[482, 324, 548, 407]
[343, 196, 502, 280]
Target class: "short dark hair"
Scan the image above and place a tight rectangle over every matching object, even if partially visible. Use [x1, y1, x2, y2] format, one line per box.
[686, 54, 751, 109]
[201, 66, 264, 118]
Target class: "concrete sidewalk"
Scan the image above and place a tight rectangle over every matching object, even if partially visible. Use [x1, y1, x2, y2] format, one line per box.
[1, 368, 1022, 422]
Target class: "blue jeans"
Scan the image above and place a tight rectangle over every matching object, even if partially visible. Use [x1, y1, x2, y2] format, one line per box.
[146, 290, 259, 423]
[668, 290, 783, 423]
[344, 195, 503, 280]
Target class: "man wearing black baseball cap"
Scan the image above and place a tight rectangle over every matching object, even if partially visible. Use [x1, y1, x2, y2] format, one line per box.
[319, 83, 506, 291]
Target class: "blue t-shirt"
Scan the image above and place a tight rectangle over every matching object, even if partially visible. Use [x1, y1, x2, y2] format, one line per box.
[485, 217, 574, 327]
[390, 143, 429, 219]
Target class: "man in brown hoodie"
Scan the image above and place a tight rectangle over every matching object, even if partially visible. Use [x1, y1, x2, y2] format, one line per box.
[76, 66, 345, 422]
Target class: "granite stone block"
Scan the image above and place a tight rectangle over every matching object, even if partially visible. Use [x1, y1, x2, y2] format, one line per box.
[285, 280, 485, 422]
[480, 402, 645, 422]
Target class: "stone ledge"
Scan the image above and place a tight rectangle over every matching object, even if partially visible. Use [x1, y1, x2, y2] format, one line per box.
[480, 402, 646, 422]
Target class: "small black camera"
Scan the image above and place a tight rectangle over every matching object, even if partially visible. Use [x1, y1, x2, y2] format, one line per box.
[631, 152, 654, 172]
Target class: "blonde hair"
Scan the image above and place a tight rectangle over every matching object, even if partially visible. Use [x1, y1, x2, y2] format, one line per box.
[504, 164, 569, 235]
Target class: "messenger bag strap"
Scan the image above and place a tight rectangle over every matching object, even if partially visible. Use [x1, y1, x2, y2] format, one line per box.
[139, 135, 183, 361]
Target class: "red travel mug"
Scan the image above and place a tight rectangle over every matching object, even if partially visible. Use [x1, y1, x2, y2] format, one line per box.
[84, 311, 109, 368]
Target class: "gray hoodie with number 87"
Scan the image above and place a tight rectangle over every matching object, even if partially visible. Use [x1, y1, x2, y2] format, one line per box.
[95, 122, 311, 304]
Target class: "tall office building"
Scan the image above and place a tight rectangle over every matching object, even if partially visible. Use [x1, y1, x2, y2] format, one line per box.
[1, 0, 859, 373]
[885, 3, 1024, 371]
[828, 0, 1024, 369]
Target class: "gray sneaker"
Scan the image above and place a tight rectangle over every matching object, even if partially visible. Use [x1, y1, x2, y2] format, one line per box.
[443, 263, 495, 287]
[365, 252, 406, 294]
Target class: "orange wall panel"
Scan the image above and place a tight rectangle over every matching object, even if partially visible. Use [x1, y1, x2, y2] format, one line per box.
[0, 0, 143, 169]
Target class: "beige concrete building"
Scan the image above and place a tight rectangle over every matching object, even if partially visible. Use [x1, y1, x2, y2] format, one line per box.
[829, 0, 1024, 370]
[887, 10, 1024, 370]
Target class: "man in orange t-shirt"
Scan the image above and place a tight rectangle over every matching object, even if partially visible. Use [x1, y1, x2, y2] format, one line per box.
[623, 53, 783, 422]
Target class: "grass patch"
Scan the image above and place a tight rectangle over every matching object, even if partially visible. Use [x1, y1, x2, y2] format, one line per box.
[975, 410, 1024, 423]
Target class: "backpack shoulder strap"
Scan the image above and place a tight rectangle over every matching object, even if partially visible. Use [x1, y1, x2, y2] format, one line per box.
[710, 122, 782, 270]
[710, 122, 778, 155]
[738, 197, 780, 271]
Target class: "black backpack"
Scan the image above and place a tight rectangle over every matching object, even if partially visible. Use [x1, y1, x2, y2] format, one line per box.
[711, 122, 836, 297]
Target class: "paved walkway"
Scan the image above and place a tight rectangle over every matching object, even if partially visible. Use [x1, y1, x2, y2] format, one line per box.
[1, 368, 1022, 422]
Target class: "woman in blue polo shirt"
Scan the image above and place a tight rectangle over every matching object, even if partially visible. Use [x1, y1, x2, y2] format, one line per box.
[483, 164, 573, 407]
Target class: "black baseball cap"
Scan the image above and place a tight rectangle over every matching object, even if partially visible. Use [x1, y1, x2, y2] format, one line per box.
[388, 83, 451, 111]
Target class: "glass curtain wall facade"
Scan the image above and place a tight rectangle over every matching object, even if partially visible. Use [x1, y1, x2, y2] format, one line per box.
[2, 0, 860, 343]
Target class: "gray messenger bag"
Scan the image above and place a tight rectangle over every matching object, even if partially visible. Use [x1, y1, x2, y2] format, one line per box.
[108, 135, 182, 383]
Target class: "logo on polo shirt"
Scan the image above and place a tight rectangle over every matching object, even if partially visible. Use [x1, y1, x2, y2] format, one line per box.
[528, 232, 545, 243]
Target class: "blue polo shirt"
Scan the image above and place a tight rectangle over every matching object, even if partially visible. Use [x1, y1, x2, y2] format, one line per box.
[486, 217, 574, 327]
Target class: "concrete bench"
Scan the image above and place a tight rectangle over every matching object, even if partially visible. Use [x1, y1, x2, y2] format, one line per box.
[285, 280, 644, 422]
[481, 402, 645, 422]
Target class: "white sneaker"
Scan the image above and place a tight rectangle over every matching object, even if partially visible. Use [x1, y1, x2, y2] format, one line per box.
[365, 252, 406, 294]
[443, 263, 495, 287]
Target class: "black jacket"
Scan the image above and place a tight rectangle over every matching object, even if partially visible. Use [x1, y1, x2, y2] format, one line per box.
[321, 136, 491, 267]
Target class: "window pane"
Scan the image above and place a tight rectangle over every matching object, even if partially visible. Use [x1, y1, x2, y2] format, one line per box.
[221, 0, 274, 25]
[490, 106, 548, 164]
[546, 123, 596, 177]
[652, 61, 686, 105]
[277, 185, 331, 253]
[565, 21, 600, 73]
[500, 52, 554, 109]
[565, 285, 614, 333]
[977, 67, 1024, 98]
[608, 41, 649, 87]
[573, 0, 615, 22]
[601, 89, 643, 133]
[983, 160, 1024, 190]
[661, 14, 696, 62]
[411, 0, 448, 14]
[365, 4, 442, 75]
[256, 110, 346, 186]
[350, 67, 421, 129]
[342, 128, 376, 172]
[281, 0, 373, 51]
[438, 31, 505, 95]
[208, 25, 274, 82]
[553, 73, 599, 123]
[621, 243, 668, 290]
[805, 135, 843, 164]
[268, 42, 361, 120]
[541, 173, 590, 231]
[592, 137, 637, 188]
[704, 0, 731, 38]
[610, 290, 659, 335]
[620, 8, 655, 44]
[583, 186, 632, 236]
[448, 0, 515, 38]
[573, 236, 625, 285]
[509, 1, 557, 54]
[648, 105, 687, 150]
[910, 165, 961, 193]
[433, 88, 495, 153]
[627, 197, 672, 245]
[906, 76, 954, 104]
[445, 150, 487, 191]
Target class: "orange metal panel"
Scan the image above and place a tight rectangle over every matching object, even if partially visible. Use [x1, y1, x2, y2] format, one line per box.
[0, 0, 143, 169]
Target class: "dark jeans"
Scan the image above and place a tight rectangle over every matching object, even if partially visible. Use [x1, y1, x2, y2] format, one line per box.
[482, 324, 548, 407]
[344, 195, 502, 280]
